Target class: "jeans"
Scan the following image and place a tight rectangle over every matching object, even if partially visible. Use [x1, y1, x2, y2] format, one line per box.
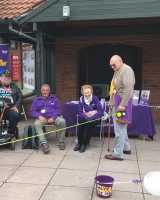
[112, 107, 131, 159]
[34, 116, 66, 145]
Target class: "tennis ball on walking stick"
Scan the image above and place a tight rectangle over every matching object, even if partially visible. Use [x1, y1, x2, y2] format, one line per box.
[115, 111, 126, 118]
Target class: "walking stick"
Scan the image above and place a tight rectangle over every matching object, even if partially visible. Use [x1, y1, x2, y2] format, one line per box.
[107, 107, 112, 152]
[0, 106, 6, 123]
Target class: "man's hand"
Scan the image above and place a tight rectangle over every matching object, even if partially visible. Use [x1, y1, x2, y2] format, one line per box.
[117, 105, 125, 112]
[47, 117, 55, 124]
[38, 116, 47, 123]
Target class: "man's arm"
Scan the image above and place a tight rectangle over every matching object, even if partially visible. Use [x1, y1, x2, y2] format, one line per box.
[31, 98, 41, 118]
[119, 67, 135, 107]
[50, 97, 61, 119]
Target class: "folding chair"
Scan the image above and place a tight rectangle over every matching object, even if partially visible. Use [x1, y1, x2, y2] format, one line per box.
[20, 104, 27, 121]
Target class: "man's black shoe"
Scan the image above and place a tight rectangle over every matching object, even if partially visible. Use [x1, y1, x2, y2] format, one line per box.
[73, 144, 81, 151]
[79, 145, 86, 153]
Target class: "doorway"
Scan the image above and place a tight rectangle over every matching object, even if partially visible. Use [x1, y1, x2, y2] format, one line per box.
[78, 44, 142, 97]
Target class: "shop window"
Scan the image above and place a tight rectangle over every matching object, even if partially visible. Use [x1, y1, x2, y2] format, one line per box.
[22, 44, 35, 95]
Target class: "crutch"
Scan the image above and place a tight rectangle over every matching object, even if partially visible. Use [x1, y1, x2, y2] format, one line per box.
[0, 104, 6, 134]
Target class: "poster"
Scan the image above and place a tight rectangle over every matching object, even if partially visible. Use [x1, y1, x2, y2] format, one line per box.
[139, 90, 150, 105]
[0, 44, 10, 75]
[22, 45, 35, 90]
[132, 90, 140, 105]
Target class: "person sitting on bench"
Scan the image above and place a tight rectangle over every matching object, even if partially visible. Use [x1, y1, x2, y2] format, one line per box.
[31, 84, 66, 154]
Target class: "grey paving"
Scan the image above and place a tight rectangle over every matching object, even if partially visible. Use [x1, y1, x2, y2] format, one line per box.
[0, 120, 160, 200]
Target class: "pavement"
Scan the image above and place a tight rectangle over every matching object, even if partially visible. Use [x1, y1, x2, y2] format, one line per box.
[0, 120, 160, 200]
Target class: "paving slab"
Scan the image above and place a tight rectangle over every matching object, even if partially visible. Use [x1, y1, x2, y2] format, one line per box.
[98, 158, 139, 174]
[8, 166, 56, 185]
[59, 154, 99, 171]
[0, 182, 45, 200]
[137, 149, 160, 162]
[22, 151, 65, 168]
[40, 185, 92, 200]
[0, 165, 17, 182]
[50, 168, 96, 188]
[0, 152, 30, 166]
[144, 194, 160, 200]
[138, 161, 160, 174]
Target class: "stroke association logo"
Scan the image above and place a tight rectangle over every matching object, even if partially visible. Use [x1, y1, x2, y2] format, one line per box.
[96, 183, 112, 197]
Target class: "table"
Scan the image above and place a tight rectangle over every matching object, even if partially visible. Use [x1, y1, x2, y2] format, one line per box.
[128, 105, 156, 138]
[63, 102, 156, 138]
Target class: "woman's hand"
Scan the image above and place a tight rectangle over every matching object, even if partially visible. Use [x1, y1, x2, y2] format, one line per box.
[84, 110, 97, 117]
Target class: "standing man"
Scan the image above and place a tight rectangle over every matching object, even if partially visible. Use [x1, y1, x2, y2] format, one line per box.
[104, 55, 135, 161]
[31, 84, 66, 154]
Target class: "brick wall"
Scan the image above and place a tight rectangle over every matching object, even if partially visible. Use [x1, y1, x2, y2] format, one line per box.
[55, 34, 160, 120]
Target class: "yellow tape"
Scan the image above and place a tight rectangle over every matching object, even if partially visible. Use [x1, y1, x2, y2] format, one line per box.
[0, 117, 102, 146]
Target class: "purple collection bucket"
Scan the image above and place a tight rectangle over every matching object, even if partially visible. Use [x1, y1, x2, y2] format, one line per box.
[95, 175, 114, 198]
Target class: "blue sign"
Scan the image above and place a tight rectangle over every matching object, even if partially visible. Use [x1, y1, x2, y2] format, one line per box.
[0, 44, 10, 75]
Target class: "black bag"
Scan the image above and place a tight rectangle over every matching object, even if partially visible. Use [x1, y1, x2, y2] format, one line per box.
[22, 125, 39, 149]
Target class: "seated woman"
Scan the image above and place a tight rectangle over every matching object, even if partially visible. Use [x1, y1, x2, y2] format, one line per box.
[73, 84, 103, 153]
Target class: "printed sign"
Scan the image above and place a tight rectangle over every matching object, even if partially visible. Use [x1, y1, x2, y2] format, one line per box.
[11, 55, 21, 81]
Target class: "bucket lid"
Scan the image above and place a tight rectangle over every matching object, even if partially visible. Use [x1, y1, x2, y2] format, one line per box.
[95, 175, 114, 185]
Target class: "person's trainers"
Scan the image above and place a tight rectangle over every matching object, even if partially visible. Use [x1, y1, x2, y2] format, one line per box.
[59, 143, 65, 150]
[41, 143, 50, 154]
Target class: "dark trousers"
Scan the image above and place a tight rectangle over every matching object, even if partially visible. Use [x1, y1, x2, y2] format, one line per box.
[77, 119, 100, 146]
[4, 110, 20, 135]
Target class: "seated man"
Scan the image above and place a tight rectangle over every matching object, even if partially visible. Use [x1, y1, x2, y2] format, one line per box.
[73, 84, 103, 153]
[31, 84, 66, 154]
[0, 70, 22, 137]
